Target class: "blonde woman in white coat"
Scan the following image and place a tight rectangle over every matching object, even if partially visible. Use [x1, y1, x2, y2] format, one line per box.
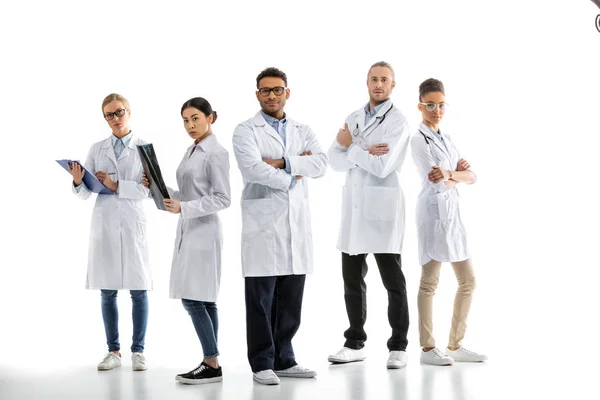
[67, 93, 151, 372]
[143, 97, 230, 384]
[410, 78, 487, 366]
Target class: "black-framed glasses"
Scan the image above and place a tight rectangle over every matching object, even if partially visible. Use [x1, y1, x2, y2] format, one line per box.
[104, 108, 128, 120]
[258, 86, 286, 97]
[419, 102, 448, 112]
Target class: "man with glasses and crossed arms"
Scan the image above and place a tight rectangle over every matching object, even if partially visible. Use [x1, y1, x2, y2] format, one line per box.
[232, 67, 328, 385]
[327, 61, 411, 369]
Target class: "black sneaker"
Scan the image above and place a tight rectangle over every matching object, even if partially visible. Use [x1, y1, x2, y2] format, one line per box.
[179, 362, 223, 385]
[175, 364, 199, 381]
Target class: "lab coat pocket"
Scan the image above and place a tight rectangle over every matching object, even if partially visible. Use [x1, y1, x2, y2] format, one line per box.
[241, 198, 275, 273]
[242, 199, 274, 233]
[364, 186, 398, 221]
[428, 192, 455, 221]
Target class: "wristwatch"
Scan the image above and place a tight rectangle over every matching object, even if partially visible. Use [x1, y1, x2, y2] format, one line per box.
[281, 157, 286, 169]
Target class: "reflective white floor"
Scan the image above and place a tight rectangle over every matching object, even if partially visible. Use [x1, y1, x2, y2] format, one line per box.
[1, 350, 595, 400]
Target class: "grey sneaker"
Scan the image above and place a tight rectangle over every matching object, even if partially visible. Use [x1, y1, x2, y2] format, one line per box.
[387, 350, 408, 369]
[97, 352, 122, 371]
[132, 352, 147, 371]
[253, 369, 280, 385]
[274, 365, 317, 378]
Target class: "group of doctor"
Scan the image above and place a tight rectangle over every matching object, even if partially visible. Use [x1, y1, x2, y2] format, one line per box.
[66, 61, 486, 386]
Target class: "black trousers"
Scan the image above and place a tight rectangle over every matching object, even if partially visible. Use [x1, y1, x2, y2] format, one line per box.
[245, 274, 306, 372]
[342, 253, 409, 351]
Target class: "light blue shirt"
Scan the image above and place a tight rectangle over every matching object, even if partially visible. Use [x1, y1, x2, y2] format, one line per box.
[261, 111, 295, 187]
[364, 102, 386, 125]
[111, 131, 132, 159]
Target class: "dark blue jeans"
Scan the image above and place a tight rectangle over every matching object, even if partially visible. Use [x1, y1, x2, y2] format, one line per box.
[100, 290, 148, 353]
[182, 299, 219, 358]
[245, 274, 305, 372]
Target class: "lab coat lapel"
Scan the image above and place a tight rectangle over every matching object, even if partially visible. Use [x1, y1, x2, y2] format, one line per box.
[102, 137, 119, 169]
[253, 112, 285, 150]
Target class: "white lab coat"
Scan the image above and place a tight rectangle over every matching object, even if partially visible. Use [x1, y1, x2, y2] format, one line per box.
[232, 112, 328, 277]
[410, 123, 473, 265]
[328, 100, 410, 255]
[73, 134, 152, 290]
[168, 135, 231, 302]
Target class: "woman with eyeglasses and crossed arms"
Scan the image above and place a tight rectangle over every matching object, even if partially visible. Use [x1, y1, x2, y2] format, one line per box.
[409, 78, 487, 366]
[143, 97, 230, 385]
[68, 93, 152, 372]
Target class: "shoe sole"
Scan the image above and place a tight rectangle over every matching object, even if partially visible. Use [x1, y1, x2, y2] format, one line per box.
[387, 363, 407, 369]
[328, 357, 365, 364]
[133, 366, 148, 371]
[97, 365, 122, 371]
[179, 376, 223, 385]
[420, 360, 454, 366]
[274, 372, 317, 378]
[253, 376, 280, 385]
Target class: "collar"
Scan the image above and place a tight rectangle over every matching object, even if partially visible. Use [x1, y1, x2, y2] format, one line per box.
[192, 133, 217, 152]
[260, 110, 287, 127]
[364, 102, 386, 118]
[111, 131, 133, 147]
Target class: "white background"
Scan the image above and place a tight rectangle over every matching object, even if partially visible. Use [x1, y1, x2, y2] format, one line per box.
[1, 0, 600, 398]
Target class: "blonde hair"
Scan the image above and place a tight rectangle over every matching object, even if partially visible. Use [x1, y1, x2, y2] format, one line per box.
[101, 93, 130, 114]
[368, 61, 395, 80]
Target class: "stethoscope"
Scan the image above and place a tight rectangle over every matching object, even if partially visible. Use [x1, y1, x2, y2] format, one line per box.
[419, 129, 453, 164]
[352, 104, 394, 138]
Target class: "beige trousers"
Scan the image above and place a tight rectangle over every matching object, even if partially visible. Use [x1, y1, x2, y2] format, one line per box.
[417, 259, 476, 348]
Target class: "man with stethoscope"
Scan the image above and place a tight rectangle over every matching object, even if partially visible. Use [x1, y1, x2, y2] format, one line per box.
[327, 61, 411, 369]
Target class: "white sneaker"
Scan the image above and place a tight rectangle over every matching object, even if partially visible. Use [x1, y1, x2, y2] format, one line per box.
[274, 365, 317, 378]
[387, 351, 408, 369]
[132, 352, 148, 371]
[446, 347, 488, 362]
[253, 369, 280, 385]
[328, 347, 365, 363]
[420, 348, 454, 366]
[97, 352, 122, 371]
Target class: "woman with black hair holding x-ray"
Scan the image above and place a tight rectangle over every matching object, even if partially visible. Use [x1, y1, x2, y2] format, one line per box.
[410, 78, 487, 366]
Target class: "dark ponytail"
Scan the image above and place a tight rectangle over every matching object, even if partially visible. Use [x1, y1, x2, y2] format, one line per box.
[181, 97, 217, 123]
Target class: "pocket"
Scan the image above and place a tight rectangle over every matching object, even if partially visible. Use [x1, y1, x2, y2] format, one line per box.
[428, 192, 455, 221]
[242, 198, 274, 233]
[363, 186, 398, 221]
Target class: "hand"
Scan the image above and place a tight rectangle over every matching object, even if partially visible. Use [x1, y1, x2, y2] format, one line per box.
[163, 199, 181, 214]
[428, 166, 451, 183]
[367, 143, 389, 156]
[336, 123, 352, 149]
[456, 158, 471, 171]
[142, 172, 151, 189]
[95, 171, 118, 191]
[295, 175, 303, 180]
[299, 150, 312, 156]
[67, 161, 84, 186]
[262, 158, 285, 169]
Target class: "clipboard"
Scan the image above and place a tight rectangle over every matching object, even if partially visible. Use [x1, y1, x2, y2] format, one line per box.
[136, 144, 170, 210]
[56, 159, 114, 194]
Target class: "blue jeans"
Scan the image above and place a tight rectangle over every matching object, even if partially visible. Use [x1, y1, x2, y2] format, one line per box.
[182, 299, 219, 359]
[100, 290, 148, 353]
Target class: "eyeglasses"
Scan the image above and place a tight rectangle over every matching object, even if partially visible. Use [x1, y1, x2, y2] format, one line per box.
[419, 102, 448, 112]
[104, 108, 128, 120]
[258, 86, 286, 97]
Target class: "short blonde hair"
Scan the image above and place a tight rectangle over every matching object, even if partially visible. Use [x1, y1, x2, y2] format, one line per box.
[368, 61, 395, 80]
[101, 93, 130, 114]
